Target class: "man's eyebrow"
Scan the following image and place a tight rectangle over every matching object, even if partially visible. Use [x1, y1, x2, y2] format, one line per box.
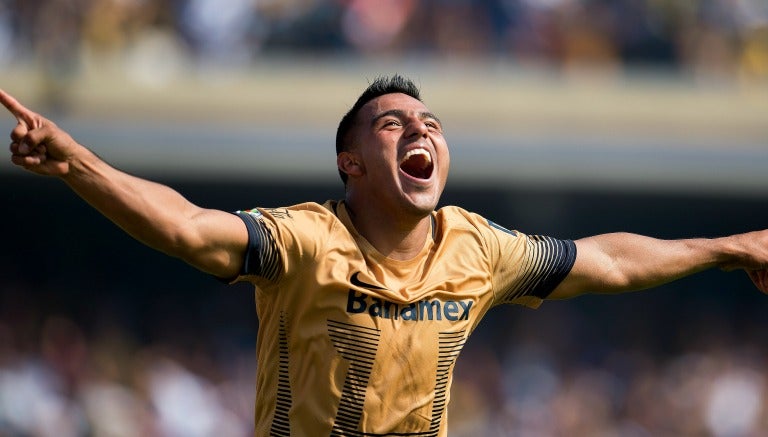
[371, 109, 443, 127]
[422, 111, 442, 126]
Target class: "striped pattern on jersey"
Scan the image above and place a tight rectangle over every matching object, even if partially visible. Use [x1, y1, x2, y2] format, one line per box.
[231, 202, 579, 436]
[428, 330, 466, 436]
[236, 210, 282, 281]
[328, 319, 381, 436]
[500, 236, 576, 303]
[270, 312, 292, 436]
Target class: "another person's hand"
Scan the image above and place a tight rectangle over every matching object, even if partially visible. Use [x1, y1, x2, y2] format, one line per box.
[1, 89, 80, 176]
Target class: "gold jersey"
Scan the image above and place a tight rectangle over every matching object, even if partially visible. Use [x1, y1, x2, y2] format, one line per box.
[234, 200, 576, 436]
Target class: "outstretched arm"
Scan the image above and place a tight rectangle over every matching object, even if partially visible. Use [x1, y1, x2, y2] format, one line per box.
[550, 231, 768, 299]
[2, 89, 248, 278]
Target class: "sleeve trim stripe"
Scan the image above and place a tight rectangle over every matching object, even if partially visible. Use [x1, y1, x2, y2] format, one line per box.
[235, 211, 283, 282]
[501, 237, 577, 303]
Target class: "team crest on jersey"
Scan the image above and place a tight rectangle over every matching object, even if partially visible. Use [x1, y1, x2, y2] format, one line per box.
[241, 209, 263, 219]
[488, 220, 517, 236]
[264, 208, 293, 220]
[240, 208, 293, 220]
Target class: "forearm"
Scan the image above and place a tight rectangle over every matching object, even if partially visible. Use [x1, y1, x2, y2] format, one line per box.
[552, 232, 739, 298]
[3, 89, 247, 277]
[583, 233, 724, 291]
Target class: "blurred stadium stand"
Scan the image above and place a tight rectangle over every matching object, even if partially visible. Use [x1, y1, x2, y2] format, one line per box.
[0, 0, 767, 435]
[0, 62, 766, 193]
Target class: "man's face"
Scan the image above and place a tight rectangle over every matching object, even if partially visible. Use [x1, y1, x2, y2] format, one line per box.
[345, 92, 450, 217]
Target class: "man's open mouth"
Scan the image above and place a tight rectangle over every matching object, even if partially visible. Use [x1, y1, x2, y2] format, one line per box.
[399, 149, 433, 180]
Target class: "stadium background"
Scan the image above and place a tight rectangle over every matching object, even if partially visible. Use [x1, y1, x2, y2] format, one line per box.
[0, 0, 767, 435]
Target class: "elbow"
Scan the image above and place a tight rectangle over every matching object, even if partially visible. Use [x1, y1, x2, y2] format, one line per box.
[593, 259, 637, 293]
[603, 272, 635, 292]
[172, 232, 241, 279]
[157, 225, 208, 267]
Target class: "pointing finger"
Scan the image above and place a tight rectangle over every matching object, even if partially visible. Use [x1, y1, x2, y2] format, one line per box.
[0, 88, 40, 129]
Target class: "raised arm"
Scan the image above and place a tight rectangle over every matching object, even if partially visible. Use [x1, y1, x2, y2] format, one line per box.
[550, 231, 768, 299]
[2, 89, 247, 279]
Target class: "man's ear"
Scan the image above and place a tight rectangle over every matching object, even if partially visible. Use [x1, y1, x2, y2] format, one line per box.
[337, 151, 364, 178]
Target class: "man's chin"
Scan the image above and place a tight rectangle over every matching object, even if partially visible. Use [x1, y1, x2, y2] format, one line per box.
[401, 191, 441, 215]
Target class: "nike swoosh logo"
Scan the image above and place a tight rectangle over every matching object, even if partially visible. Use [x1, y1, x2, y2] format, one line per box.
[350, 272, 387, 291]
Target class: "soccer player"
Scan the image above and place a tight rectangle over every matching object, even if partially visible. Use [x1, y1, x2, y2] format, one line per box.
[3, 75, 767, 436]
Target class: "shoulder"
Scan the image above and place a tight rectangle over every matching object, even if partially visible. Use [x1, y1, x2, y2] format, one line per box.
[434, 205, 478, 226]
[243, 201, 340, 225]
[237, 200, 348, 248]
[435, 205, 514, 235]
[434, 206, 495, 248]
[434, 206, 526, 258]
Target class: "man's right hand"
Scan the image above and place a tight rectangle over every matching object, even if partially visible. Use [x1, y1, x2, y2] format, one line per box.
[1, 89, 80, 177]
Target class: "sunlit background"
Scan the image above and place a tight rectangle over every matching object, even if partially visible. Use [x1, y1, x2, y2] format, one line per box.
[0, 0, 767, 435]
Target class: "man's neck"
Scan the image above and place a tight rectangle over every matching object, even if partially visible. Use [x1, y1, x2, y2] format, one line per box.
[345, 199, 432, 261]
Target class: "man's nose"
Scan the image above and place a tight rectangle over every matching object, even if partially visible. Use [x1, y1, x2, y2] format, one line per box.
[405, 118, 428, 138]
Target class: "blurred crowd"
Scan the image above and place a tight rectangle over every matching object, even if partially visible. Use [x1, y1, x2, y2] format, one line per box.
[451, 341, 768, 436]
[1, 282, 767, 436]
[0, 0, 766, 78]
[1, 1, 768, 436]
[0, 282, 258, 437]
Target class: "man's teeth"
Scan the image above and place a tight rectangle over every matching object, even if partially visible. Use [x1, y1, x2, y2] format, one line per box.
[401, 149, 432, 164]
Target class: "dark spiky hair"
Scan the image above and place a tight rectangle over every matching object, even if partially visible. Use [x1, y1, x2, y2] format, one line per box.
[335, 75, 422, 185]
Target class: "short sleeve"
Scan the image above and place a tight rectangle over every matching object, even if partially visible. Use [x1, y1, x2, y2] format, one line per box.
[234, 209, 283, 282]
[486, 220, 576, 308]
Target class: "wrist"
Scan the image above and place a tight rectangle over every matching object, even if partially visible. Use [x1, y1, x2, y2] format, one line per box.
[60, 143, 99, 182]
[711, 235, 745, 271]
